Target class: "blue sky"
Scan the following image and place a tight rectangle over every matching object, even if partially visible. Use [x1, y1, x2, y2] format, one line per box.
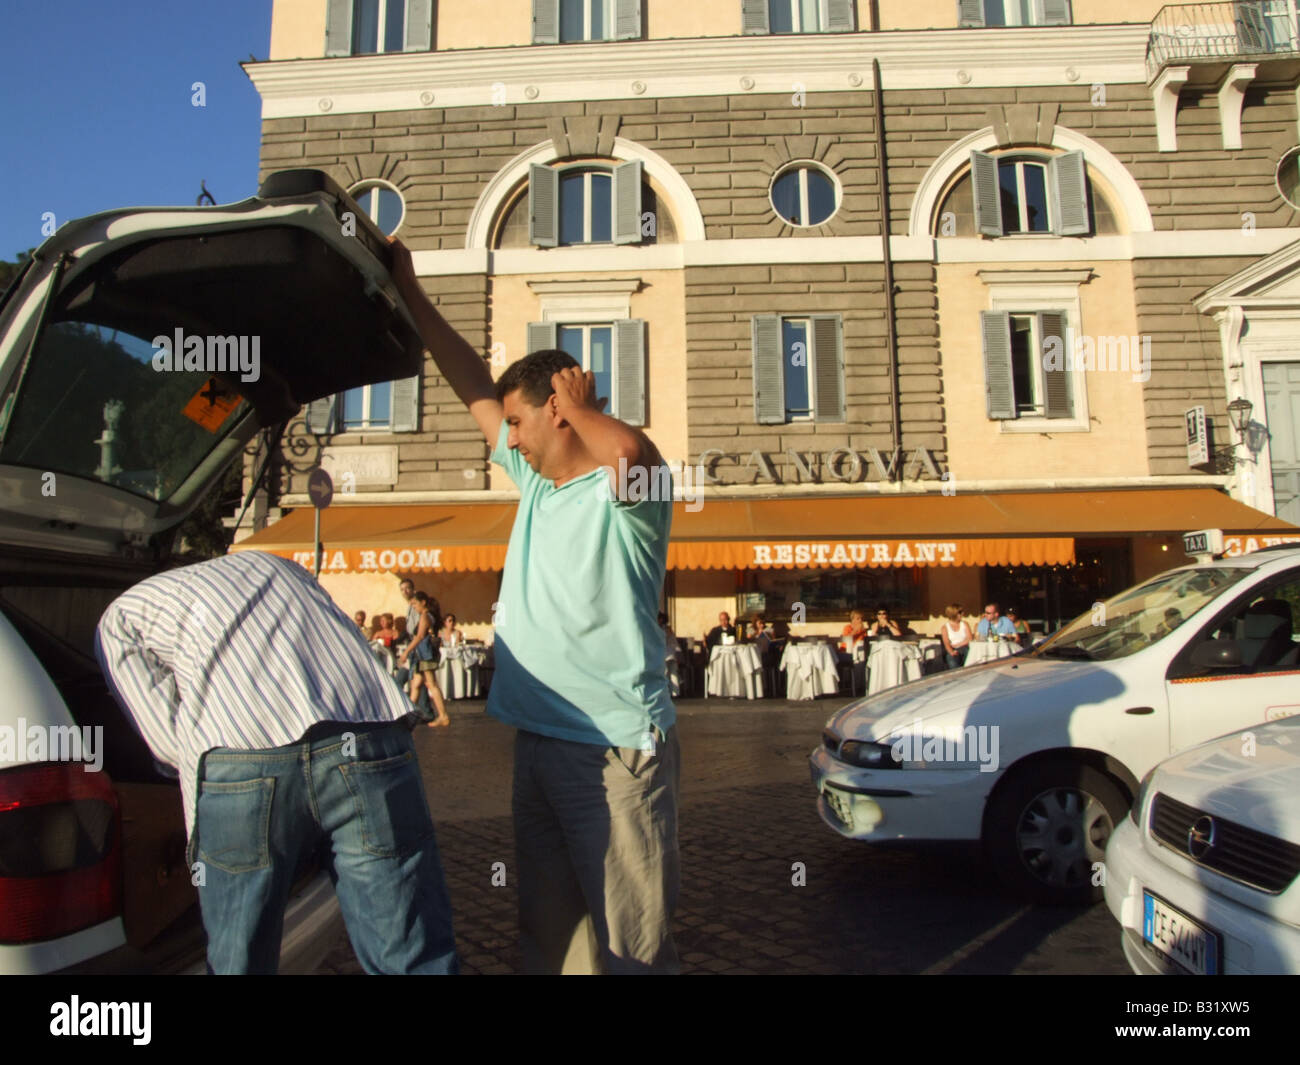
[0, 1, 273, 260]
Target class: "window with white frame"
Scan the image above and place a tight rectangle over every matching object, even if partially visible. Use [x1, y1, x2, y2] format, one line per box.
[958, 0, 1072, 27]
[349, 180, 405, 236]
[533, 0, 642, 42]
[970, 150, 1089, 237]
[752, 314, 845, 424]
[771, 164, 839, 227]
[325, 0, 432, 56]
[529, 161, 645, 247]
[742, 0, 855, 33]
[306, 375, 420, 435]
[342, 380, 394, 431]
[525, 318, 647, 425]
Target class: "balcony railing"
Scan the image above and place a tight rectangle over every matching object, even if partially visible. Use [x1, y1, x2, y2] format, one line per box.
[1147, 2, 1300, 80]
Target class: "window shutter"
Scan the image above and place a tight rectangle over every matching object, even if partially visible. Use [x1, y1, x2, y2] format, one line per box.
[533, 0, 560, 43]
[614, 319, 646, 426]
[1039, 311, 1072, 419]
[306, 395, 337, 434]
[957, 0, 985, 28]
[752, 315, 785, 424]
[390, 374, 421, 432]
[824, 0, 855, 32]
[1039, 0, 1071, 25]
[615, 0, 642, 39]
[527, 321, 558, 354]
[741, 0, 770, 35]
[971, 151, 1003, 237]
[528, 164, 559, 248]
[1050, 151, 1089, 236]
[611, 160, 644, 245]
[404, 0, 433, 50]
[325, 0, 353, 55]
[981, 311, 1016, 420]
[810, 315, 846, 422]
[1235, 3, 1267, 53]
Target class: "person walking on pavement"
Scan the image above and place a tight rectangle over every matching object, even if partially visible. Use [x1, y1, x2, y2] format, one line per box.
[388, 237, 680, 974]
[95, 550, 458, 975]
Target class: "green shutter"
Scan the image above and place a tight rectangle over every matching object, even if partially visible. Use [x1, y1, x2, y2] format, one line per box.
[615, 0, 642, 39]
[390, 374, 421, 432]
[1236, 3, 1268, 52]
[971, 150, 1003, 237]
[533, 0, 560, 43]
[614, 319, 646, 426]
[1040, 311, 1072, 419]
[611, 160, 643, 245]
[306, 395, 337, 434]
[752, 315, 785, 424]
[825, 0, 855, 32]
[957, 0, 985, 27]
[981, 311, 1015, 420]
[325, 0, 352, 55]
[404, 0, 433, 50]
[527, 321, 558, 354]
[741, 0, 770, 35]
[1050, 151, 1089, 236]
[1040, 0, 1071, 25]
[529, 164, 559, 248]
[810, 315, 845, 422]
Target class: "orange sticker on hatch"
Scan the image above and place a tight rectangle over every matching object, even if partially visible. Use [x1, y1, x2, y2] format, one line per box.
[182, 378, 244, 433]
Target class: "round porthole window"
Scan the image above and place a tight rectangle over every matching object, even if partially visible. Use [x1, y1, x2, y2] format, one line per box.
[348, 180, 405, 235]
[770, 163, 839, 227]
[1277, 148, 1300, 210]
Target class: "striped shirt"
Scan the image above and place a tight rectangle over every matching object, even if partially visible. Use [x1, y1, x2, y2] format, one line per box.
[95, 550, 411, 836]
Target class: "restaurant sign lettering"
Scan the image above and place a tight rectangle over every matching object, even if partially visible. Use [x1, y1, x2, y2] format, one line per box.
[753, 542, 959, 565]
[697, 446, 944, 484]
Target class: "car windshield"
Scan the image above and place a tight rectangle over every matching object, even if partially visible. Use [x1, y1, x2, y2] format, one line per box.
[1035, 567, 1252, 662]
[0, 318, 246, 501]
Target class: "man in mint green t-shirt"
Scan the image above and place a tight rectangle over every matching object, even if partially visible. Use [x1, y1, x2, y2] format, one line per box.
[389, 241, 680, 974]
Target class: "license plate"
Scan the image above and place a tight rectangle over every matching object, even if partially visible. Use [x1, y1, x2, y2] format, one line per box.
[1142, 891, 1221, 975]
[823, 785, 853, 830]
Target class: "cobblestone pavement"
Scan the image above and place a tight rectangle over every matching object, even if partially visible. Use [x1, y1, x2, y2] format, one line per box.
[316, 698, 1129, 975]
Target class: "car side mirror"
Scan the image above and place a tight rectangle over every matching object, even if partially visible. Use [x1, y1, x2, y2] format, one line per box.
[1189, 639, 1243, 670]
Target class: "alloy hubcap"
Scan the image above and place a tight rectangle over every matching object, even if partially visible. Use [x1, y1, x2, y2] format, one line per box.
[1015, 787, 1113, 888]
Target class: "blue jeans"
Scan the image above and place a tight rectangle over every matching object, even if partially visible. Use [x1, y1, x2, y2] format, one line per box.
[189, 720, 458, 974]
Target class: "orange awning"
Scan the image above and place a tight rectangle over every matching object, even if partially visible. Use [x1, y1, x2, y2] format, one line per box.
[229, 487, 1296, 573]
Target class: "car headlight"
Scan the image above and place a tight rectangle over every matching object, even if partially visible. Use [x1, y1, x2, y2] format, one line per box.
[1130, 768, 1155, 827]
[838, 740, 902, 770]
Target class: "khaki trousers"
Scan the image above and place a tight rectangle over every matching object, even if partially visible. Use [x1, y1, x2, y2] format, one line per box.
[513, 726, 680, 974]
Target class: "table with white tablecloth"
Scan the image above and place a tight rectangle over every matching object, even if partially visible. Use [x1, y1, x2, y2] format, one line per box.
[866, 640, 923, 694]
[706, 643, 764, 699]
[964, 639, 1022, 666]
[780, 641, 841, 700]
[436, 643, 485, 698]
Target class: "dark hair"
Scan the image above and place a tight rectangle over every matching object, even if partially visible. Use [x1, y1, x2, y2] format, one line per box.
[412, 591, 442, 631]
[495, 349, 581, 406]
[876, 604, 890, 615]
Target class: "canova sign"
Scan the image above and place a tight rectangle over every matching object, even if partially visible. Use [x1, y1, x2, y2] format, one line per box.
[696, 447, 944, 485]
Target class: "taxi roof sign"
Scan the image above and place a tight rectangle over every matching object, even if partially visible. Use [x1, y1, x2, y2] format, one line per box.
[1183, 528, 1224, 560]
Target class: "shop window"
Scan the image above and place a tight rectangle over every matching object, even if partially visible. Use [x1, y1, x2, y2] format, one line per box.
[752, 314, 845, 425]
[970, 150, 1090, 237]
[958, 0, 1071, 27]
[980, 309, 1074, 421]
[529, 161, 645, 247]
[742, 568, 923, 622]
[742, 0, 855, 33]
[325, 0, 432, 56]
[525, 319, 646, 425]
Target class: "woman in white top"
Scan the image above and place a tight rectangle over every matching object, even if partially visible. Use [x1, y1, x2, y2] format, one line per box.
[440, 612, 463, 649]
[940, 603, 973, 670]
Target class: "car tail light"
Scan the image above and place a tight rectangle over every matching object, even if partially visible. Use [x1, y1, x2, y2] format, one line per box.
[0, 763, 122, 943]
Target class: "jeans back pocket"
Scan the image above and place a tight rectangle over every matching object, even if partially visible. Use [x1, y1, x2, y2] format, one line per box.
[339, 750, 435, 859]
[196, 777, 276, 874]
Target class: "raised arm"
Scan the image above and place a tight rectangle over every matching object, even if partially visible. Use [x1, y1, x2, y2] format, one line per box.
[550, 365, 660, 475]
[389, 238, 503, 444]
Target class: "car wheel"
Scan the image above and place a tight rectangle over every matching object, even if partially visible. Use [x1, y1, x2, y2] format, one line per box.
[984, 761, 1128, 905]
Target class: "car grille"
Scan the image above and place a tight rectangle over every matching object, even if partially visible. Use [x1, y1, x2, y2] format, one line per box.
[1151, 793, 1300, 894]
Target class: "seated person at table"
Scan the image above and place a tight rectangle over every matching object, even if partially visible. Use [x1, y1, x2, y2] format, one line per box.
[940, 603, 973, 669]
[374, 613, 398, 648]
[705, 611, 739, 649]
[749, 615, 775, 656]
[440, 612, 464, 649]
[354, 609, 367, 632]
[869, 605, 904, 640]
[1006, 606, 1031, 644]
[840, 610, 869, 652]
[976, 602, 1016, 640]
